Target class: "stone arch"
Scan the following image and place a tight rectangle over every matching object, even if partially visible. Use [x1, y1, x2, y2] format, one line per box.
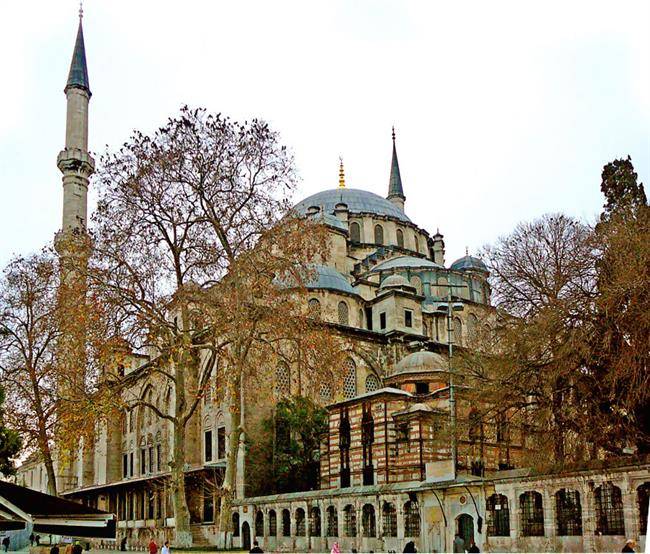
[343, 504, 356, 537]
[365, 373, 381, 393]
[362, 504, 376, 537]
[349, 221, 361, 242]
[374, 224, 384, 245]
[396, 228, 404, 248]
[337, 300, 349, 326]
[308, 297, 322, 319]
[343, 357, 357, 399]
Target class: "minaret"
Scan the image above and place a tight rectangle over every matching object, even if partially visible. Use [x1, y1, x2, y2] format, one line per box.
[387, 127, 405, 212]
[57, 6, 94, 240]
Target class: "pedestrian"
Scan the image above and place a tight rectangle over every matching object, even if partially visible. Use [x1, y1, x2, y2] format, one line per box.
[50, 544, 60, 554]
[2, 536, 10, 552]
[29, 534, 35, 547]
[71, 542, 82, 554]
[148, 538, 158, 554]
[403, 541, 417, 553]
[453, 533, 465, 553]
[330, 542, 340, 554]
[249, 540, 263, 553]
[120, 537, 127, 552]
[622, 539, 636, 552]
[468, 539, 480, 553]
[64, 542, 73, 554]
[35, 536, 41, 546]
[161, 540, 170, 554]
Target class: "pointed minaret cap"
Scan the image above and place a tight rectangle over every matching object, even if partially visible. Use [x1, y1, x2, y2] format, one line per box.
[65, 6, 91, 97]
[386, 127, 406, 209]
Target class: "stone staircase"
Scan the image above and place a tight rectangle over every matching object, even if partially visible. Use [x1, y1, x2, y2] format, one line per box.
[190, 524, 211, 547]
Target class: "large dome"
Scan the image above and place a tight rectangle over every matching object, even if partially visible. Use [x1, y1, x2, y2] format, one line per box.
[293, 188, 411, 223]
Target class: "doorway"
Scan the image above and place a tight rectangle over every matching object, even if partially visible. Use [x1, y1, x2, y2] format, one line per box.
[456, 513, 474, 550]
[242, 521, 251, 550]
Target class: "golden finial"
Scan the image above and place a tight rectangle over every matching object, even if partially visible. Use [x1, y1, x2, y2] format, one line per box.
[338, 157, 345, 188]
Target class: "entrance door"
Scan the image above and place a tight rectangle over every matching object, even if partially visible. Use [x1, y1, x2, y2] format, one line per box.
[242, 521, 251, 551]
[457, 514, 474, 550]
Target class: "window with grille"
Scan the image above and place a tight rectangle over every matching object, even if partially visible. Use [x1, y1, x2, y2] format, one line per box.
[555, 489, 582, 536]
[309, 507, 321, 537]
[365, 373, 380, 393]
[374, 224, 384, 245]
[320, 383, 332, 403]
[282, 509, 291, 536]
[295, 508, 306, 535]
[637, 482, 649, 535]
[275, 362, 290, 397]
[396, 229, 404, 248]
[487, 494, 510, 536]
[268, 510, 277, 536]
[362, 504, 376, 537]
[308, 298, 321, 319]
[382, 503, 397, 537]
[343, 505, 357, 537]
[255, 510, 264, 537]
[326, 506, 338, 536]
[338, 301, 349, 326]
[404, 501, 420, 537]
[343, 358, 357, 398]
[519, 491, 544, 536]
[595, 482, 625, 535]
[232, 512, 240, 536]
[350, 222, 361, 242]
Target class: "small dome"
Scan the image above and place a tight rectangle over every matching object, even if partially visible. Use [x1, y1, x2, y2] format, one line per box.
[309, 211, 347, 231]
[372, 255, 443, 272]
[395, 351, 447, 374]
[380, 274, 409, 289]
[306, 265, 358, 296]
[450, 255, 488, 273]
[409, 403, 434, 413]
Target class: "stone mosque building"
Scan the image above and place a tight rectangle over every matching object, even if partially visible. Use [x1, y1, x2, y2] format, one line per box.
[16, 11, 650, 554]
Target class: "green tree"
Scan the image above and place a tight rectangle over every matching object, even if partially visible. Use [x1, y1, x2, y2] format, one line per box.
[0, 385, 21, 476]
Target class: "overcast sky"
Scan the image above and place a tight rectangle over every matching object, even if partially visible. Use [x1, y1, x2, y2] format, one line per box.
[1, 0, 648, 267]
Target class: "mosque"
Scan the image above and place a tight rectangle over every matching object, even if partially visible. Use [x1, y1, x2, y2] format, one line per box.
[15, 11, 650, 554]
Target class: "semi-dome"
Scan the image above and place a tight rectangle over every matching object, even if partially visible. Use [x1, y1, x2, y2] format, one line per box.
[380, 274, 409, 289]
[450, 255, 488, 273]
[309, 211, 348, 232]
[294, 188, 411, 223]
[306, 265, 359, 296]
[372, 255, 443, 272]
[394, 350, 447, 375]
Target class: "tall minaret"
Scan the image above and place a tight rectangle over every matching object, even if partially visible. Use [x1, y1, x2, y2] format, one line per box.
[387, 127, 405, 212]
[57, 6, 94, 240]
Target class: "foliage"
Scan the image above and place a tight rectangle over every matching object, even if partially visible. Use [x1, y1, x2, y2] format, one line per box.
[0, 385, 21, 476]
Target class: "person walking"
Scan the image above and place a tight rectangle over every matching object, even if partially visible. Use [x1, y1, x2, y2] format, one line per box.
[330, 542, 340, 554]
[403, 541, 417, 553]
[622, 539, 636, 552]
[50, 544, 60, 554]
[71, 542, 82, 554]
[35, 536, 41, 546]
[29, 534, 35, 547]
[119, 537, 127, 552]
[249, 540, 263, 553]
[468, 539, 480, 553]
[148, 538, 158, 554]
[161, 540, 170, 554]
[453, 533, 465, 553]
[2, 536, 10, 552]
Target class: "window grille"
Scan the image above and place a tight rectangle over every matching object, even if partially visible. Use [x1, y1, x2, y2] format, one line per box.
[326, 506, 338, 537]
[365, 373, 380, 393]
[320, 383, 332, 403]
[404, 501, 420, 537]
[350, 222, 361, 242]
[343, 505, 357, 537]
[295, 508, 306, 535]
[637, 482, 649, 535]
[282, 509, 291, 536]
[519, 491, 544, 536]
[396, 229, 404, 248]
[555, 489, 582, 536]
[308, 298, 321, 319]
[374, 224, 384, 245]
[275, 362, 290, 397]
[486, 494, 510, 536]
[343, 358, 357, 399]
[232, 512, 240, 537]
[362, 504, 376, 537]
[595, 482, 625, 535]
[382, 503, 397, 537]
[268, 510, 277, 536]
[338, 301, 349, 326]
[309, 507, 321, 537]
[255, 510, 264, 537]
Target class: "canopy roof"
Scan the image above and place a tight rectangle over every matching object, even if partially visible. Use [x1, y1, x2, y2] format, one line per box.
[0, 481, 115, 539]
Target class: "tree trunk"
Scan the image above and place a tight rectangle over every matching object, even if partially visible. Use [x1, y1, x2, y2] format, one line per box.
[42, 446, 58, 497]
[171, 422, 192, 547]
[218, 407, 242, 548]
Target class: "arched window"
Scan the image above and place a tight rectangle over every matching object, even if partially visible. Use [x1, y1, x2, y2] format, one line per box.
[232, 512, 240, 537]
[343, 505, 356, 537]
[595, 482, 625, 535]
[275, 362, 290, 397]
[350, 222, 361, 242]
[404, 501, 420, 537]
[638, 482, 650, 535]
[320, 383, 332, 403]
[396, 229, 404, 248]
[486, 494, 510, 536]
[358, 309, 364, 328]
[338, 301, 349, 326]
[365, 373, 381, 393]
[308, 298, 321, 319]
[268, 509, 277, 537]
[415, 236, 420, 253]
[519, 491, 544, 536]
[453, 317, 463, 345]
[410, 275, 422, 295]
[295, 507, 306, 536]
[555, 489, 582, 536]
[255, 510, 264, 537]
[362, 504, 376, 537]
[326, 506, 338, 537]
[382, 502, 397, 537]
[374, 224, 384, 245]
[438, 276, 448, 297]
[281, 508, 291, 536]
[467, 313, 478, 341]
[309, 507, 321, 537]
[343, 358, 357, 399]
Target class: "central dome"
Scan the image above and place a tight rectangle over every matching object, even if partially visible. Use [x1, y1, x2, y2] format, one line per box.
[293, 188, 411, 223]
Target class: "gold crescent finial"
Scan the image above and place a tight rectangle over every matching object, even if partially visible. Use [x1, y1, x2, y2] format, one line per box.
[338, 157, 345, 188]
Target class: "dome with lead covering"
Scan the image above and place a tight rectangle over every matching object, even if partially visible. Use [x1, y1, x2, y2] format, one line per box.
[372, 255, 443, 272]
[294, 188, 411, 223]
[306, 265, 359, 296]
[450, 255, 488, 273]
[394, 351, 447, 375]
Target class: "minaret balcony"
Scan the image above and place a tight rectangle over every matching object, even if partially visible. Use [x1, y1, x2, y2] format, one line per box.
[57, 147, 95, 175]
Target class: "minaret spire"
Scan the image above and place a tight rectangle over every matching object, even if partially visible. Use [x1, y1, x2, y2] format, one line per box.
[387, 126, 405, 212]
[338, 157, 346, 188]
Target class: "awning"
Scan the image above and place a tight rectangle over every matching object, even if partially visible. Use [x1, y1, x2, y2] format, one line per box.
[0, 481, 115, 539]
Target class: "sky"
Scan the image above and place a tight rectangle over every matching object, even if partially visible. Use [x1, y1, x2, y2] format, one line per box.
[0, 0, 648, 267]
